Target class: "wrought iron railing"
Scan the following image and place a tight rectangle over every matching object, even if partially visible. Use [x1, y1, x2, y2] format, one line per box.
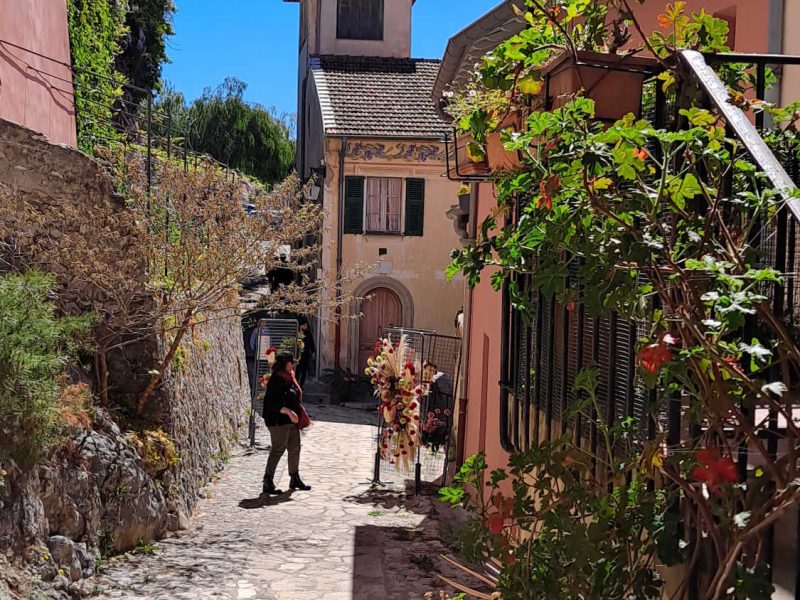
[501, 50, 800, 597]
[0, 37, 240, 189]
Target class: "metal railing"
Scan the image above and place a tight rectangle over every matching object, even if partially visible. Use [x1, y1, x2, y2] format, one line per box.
[501, 50, 800, 597]
[0, 37, 241, 189]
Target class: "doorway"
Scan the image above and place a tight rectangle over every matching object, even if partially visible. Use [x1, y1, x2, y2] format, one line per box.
[358, 286, 402, 372]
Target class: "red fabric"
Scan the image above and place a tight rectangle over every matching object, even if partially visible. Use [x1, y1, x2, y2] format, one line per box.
[298, 404, 311, 430]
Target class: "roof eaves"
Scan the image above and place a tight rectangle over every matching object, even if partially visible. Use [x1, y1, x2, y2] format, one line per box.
[432, 0, 528, 109]
[309, 57, 338, 134]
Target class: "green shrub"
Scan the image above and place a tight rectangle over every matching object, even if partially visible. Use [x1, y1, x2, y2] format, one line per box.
[0, 272, 91, 468]
[125, 428, 179, 478]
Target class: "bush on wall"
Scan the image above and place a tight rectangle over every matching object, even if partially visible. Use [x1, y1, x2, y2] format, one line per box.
[0, 272, 91, 468]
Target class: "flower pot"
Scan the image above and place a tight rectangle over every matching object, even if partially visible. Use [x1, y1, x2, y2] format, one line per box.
[452, 132, 490, 177]
[486, 111, 526, 172]
[542, 51, 658, 122]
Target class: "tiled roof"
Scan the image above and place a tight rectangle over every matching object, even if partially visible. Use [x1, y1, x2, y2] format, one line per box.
[310, 55, 448, 139]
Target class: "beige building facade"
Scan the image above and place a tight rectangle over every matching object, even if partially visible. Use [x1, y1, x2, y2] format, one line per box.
[285, 0, 465, 375]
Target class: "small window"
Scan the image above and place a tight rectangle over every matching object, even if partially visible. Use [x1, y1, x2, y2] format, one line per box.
[366, 177, 401, 234]
[337, 0, 384, 41]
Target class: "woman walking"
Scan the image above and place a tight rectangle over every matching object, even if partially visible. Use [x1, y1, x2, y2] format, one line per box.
[262, 352, 311, 495]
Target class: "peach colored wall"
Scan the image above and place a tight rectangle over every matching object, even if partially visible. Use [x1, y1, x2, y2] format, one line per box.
[319, 138, 465, 373]
[317, 0, 411, 58]
[631, 1, 771, 53]
[461, 183, 509, 475]
[0, 0, 76, 146]
[781, 0, 800, 106]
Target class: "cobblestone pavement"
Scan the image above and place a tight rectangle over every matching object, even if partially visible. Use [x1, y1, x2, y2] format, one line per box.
[89, 405, 465, 600]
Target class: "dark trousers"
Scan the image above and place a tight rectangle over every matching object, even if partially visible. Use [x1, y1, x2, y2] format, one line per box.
[296, 359, 310, 387]
[264, 424, 301, 480]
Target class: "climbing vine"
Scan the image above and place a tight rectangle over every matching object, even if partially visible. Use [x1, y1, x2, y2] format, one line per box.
[66, 0, 127, 153]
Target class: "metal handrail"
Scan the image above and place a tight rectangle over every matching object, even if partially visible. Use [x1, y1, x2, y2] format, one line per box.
[677, 50, 800, 220]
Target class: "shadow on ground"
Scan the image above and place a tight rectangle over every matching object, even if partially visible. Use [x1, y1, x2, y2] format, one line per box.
[238, 491, 295, 509]
[343, 484, 438, 517]
[305, 404, 378, 427]
[352, 523, 491, 600]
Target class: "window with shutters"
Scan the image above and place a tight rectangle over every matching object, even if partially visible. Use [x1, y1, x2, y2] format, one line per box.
[365, 177, 401, 234]
[343, 176, 365, 234]
[502, 267, 645, 456]
[404, 178, 425, 236]
[337, 0, 384, 41]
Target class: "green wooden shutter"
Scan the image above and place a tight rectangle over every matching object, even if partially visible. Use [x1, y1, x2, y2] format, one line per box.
[404, 178, 425, 236]
[343, 176, 364, 234]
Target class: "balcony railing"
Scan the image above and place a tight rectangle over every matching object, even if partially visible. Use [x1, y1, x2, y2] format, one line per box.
[0, 37, 239, 190]
[501, 49, 800, 598]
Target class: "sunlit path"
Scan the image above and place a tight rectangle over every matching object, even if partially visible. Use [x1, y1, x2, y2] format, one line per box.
[91, 405, 460, 599]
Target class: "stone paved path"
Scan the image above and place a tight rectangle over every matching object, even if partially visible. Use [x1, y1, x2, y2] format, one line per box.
[89, 405, 464, 600]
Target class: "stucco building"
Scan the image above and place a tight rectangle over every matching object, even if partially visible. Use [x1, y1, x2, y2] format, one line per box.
[285, 0, 465, 376]
[0, 0, 76, 146]
[437, 0, 800, 490]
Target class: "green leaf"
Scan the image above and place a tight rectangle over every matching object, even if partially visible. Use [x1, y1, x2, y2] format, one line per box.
[667, 173, 702, 209]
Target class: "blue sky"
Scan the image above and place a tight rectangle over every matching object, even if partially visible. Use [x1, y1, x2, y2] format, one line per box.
[162, 0, 499, 119]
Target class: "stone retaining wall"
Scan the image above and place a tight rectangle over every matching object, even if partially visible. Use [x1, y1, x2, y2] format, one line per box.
[0, 119, 249, 598]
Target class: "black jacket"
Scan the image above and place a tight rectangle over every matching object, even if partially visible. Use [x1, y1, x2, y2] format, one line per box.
[264, 374, 301, 427]
[299, 329, 316, 366]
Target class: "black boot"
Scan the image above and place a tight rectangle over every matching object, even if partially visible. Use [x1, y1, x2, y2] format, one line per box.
[262, 475, 283, 496]
[289, 473, 311, 491]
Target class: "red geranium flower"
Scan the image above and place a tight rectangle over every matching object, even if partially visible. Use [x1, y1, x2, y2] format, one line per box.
[692, 447, 738, 494]
[638, 342, 671, 373]
[537, 175, 560, 211]
[485, 516, 505, 535]
[484, 493, 515, 535]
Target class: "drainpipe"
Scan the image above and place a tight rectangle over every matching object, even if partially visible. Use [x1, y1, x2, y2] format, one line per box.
[498, 208, 515, 453]
[334, 137, 347, 370]
[455, 186, 477, 467]
[315, 0, 322, 55]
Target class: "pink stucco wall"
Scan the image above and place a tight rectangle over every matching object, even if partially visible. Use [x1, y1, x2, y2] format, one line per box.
[0, 0, 76, 146]
[631, 1, 772, 53]
[457, 1, 778, 478]
[461, 183, 508, 476]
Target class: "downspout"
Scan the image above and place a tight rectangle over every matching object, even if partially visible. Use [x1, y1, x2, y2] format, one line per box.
[334, 137, 347, 369]
[498, 208, 515, 453]
[315, 0, 322, 55]
[455, 186, 477, 467]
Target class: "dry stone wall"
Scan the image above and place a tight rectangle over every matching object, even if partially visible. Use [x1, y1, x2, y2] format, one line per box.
[0, 119, 249, 598]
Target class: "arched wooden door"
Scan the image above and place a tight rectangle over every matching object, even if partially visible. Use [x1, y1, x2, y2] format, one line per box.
[358, 287, 402, 372]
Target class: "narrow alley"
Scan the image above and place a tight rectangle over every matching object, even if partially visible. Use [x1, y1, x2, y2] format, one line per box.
[90, 406, 461, 600]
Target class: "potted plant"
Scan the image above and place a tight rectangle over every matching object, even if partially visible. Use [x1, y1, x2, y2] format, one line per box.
[485, 110, 527, 171]
[454, 133, 489, 177]
[443, 0, 665, 174]
[542, 51, 658, 121]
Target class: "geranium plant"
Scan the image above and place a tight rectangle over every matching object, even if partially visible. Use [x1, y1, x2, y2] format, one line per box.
[443, 1, 800, 598]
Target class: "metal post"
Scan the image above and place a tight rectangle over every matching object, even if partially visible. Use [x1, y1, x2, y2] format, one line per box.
[756, 63, 767, 130]
[146, 92, 153, 194]
[166, 113, 172, 159]
[249, 324, 263, 447]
